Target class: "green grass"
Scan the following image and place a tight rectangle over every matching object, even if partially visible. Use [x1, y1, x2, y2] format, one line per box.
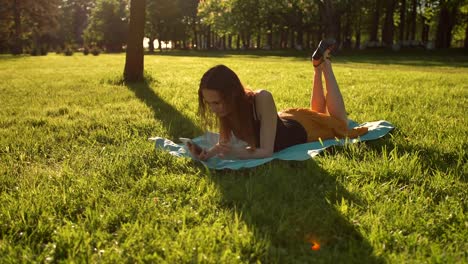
[0, 51, 467, 263]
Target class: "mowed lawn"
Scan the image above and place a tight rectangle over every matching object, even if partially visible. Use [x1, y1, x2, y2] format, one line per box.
[0, 51, 467, 263]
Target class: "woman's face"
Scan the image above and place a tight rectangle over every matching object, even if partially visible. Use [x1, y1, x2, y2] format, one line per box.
[202, 89, 229, 117]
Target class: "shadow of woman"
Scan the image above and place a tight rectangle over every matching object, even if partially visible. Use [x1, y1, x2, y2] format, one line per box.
[208, 159, 384, 263]
[126, 81, 203, 140]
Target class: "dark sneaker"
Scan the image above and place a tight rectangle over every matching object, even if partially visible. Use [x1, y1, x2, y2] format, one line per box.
[312, 38, 337, 61]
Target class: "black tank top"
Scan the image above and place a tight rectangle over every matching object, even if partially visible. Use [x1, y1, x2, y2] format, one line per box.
[252, 100, 307, 152]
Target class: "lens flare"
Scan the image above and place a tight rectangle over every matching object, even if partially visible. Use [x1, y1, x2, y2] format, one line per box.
[310, 240, 320, 251]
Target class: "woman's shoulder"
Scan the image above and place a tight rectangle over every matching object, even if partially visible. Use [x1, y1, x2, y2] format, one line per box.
[253, 89, 275, 114]
[254, 89, 273, 100]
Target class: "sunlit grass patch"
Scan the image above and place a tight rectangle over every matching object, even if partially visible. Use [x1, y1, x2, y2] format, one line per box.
[0, 52, 467, 263]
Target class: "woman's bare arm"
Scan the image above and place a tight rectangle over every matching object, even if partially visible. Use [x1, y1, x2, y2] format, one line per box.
[192, 90, 278, 160]
[226, 90, 277, 159]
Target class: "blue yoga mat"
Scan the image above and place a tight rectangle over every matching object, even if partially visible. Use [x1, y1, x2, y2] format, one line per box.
[149, 120, 394, 170]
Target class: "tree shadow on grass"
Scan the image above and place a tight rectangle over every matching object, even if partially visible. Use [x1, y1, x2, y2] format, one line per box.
[335, 48, 468, 68]
[209, 160, 383, 263]
[0, 54, 32, 61]
[146, 49, 308, 59]
[145, 49, 468, 68]
[126, 81, 203, 140]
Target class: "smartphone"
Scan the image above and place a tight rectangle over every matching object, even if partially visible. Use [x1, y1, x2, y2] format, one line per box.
[179, 137, 193, 145]
[179, 137, 203, 154]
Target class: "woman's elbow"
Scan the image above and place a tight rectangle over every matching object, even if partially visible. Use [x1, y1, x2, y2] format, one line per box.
[260, 148, 274, 158]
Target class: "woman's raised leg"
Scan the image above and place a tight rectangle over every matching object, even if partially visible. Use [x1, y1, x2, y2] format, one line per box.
[322, 51, 347, 123]
[310, 63, 326, 113]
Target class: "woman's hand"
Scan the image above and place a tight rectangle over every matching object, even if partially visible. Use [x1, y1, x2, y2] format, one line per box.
[215, 142, 232, 159]
[187, 142, 208, 161]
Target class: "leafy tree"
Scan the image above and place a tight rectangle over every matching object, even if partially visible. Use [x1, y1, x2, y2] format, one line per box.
[57, 0, 94, 48]
[435, 0, 466, 48]
[382, 0, 396, 46]
[0, 0, 13, 52]
[146, 0, 198, 51]
[230, 0, 262, 48]
[84, 0, 128, 52]
[0, 0, 60, 54]
[198, 0, 233, 49]
[178, 0, 200, 49]
[258, 0, 285, 49]
[146, 0, 181, 51]
[460, 1, 468, 48]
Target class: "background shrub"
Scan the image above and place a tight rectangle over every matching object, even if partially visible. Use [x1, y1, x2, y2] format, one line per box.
[91, 46, 101, 56]
[64, 46, 73, 56]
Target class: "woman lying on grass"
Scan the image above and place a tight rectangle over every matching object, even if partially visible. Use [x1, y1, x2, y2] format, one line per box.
[188, 39, 368, 160]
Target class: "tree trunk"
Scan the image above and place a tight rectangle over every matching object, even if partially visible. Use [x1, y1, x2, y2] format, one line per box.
[319, 0, 338, 38]
[280, 31, 284, 49]
[420, 8, 427, 43]
[306, 32, 311, 49]
[421, 22, 430, 43]
[256, 32, 261, 49]
[12, 0, 23, 55]
[148, 37, 155, 53]
[213, 33, 217, 49]
[124, 0, 146, 82]
[399, 0, 406, 43]
[228, 35, 232, 49]
[296, 10, 304, 49]
[369, 0, 382, 42]
[355, 5, 362, 49]
[267, 22, 273, 48]
[206, 26, 211, 49]
[355, 29, 361, 49]
[382, 0, 396, 47]
[192, 21, 197, 49]
[289, 28, 296, 49]
[464, 23, 468, 49]
[409, 0, 417, 41]
[435, 2, 457, 49]
[316, 25, 323, 45]
[342, 10, 352, 49]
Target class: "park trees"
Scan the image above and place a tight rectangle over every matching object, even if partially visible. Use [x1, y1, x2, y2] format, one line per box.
[435, 0, 465, 48]
[146, 0, 181, 52]
[1, 0, 467, 54]
[198, 0, 233, 49]
[83, 0, 128, 52]
[0, 0, 60, 54]
[178, 0, 200, 49]
[145, 0, 199, 51]
[57, 0, 94, 48]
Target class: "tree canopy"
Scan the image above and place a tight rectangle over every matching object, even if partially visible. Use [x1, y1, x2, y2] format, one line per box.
[0, 0, 467, 54]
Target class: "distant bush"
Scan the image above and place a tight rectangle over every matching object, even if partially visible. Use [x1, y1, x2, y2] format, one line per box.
[30, 46, 39, 56]
[64, 46, 73, 56]
[83, 46, 90, 55]
[91, 46, 101, 56]
[29, 45, 48, 56]
[40, 46, 48, 56]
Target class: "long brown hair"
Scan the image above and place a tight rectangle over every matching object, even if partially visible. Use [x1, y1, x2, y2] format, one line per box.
[198, 65, 257, 148]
